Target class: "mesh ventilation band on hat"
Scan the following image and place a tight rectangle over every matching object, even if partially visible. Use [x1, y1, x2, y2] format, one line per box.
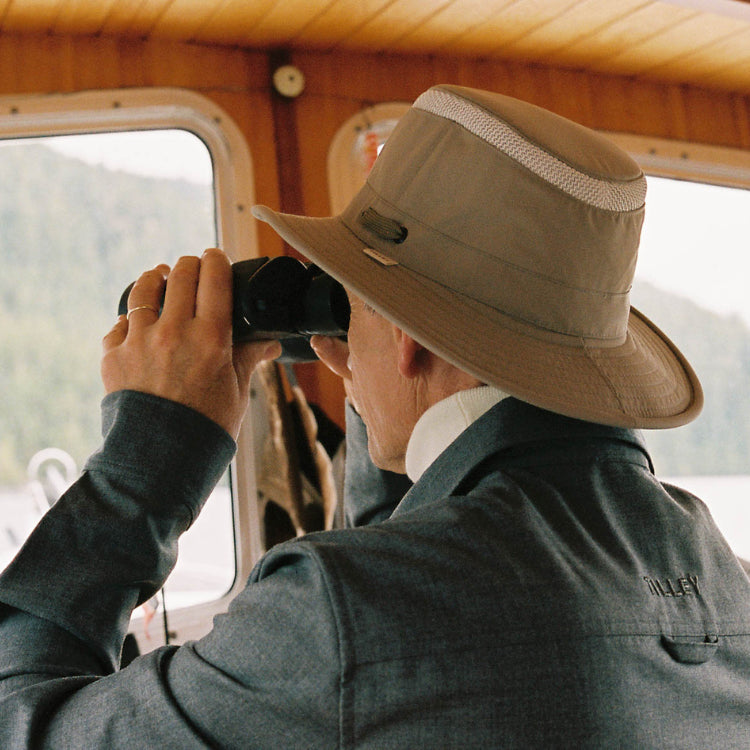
[413, 89, 647, 213]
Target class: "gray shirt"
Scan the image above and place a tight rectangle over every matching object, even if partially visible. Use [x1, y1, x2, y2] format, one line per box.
[2, 391, 750, 747]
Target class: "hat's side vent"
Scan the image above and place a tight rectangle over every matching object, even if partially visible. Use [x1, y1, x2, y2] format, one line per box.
[413, 89, 647, 213]
[360, 207, 408, 243]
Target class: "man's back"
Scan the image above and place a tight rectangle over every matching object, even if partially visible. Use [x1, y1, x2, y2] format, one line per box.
[254, 399, 750, 747]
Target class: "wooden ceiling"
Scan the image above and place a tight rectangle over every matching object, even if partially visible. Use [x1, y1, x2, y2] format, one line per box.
[2, 0, 750, 93]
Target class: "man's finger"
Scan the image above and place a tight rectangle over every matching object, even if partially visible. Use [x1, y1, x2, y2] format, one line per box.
[125, 265, 169, 331]
[195, 248, 233, 327]
[310, 335, 351, 379]
[102, 315, 129, 351]
[161, 256, 200, 323]
[233, 340, 282, 389]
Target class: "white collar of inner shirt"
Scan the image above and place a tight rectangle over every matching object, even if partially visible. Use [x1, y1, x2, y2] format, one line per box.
[404, 386, 509, 483]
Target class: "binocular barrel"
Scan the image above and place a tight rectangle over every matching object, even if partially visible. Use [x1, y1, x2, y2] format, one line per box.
[118, 256, 350, 362]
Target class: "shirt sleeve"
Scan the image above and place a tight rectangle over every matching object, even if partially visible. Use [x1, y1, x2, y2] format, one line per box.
[0, 389, 261, 745]
[0, 544, 343, 748]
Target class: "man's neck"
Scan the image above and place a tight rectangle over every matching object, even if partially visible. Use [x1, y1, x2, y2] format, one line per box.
[404, 386, 509, 482]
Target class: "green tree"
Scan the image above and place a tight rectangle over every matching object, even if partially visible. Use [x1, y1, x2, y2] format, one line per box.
[0, 143, 214, 483]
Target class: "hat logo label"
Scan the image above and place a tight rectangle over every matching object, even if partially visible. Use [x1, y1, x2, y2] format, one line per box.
[362, 246, 399, 267]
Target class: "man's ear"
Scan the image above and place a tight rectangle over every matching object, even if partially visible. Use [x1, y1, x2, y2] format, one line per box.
[393, 326, 425, 379]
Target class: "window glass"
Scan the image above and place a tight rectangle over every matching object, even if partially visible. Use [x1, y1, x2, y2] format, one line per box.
[631, 175, 750, 561]
[0, 130, 236, 607]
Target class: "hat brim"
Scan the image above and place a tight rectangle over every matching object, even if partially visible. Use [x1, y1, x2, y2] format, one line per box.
[253, 205, 703, 429]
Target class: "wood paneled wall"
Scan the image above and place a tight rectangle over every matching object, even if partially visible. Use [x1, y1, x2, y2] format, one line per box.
[2, 33, 749, 427]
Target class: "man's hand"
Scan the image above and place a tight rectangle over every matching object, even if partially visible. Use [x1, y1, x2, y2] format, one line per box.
[102, 249, 281, 438]
[310, 334, 358, 413]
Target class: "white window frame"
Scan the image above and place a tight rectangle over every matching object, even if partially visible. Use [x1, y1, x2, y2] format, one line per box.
[327, 101, 410, 214]
[0, 87, 264, 643]
[608, 132, 750, 188]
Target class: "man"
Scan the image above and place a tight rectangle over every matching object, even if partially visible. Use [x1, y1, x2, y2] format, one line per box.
[1, 85, 749, 747]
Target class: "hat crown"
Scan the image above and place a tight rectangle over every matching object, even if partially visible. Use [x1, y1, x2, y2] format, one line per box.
[346, 84, 647, 345]
[414, 87, 646, 212]
[252, 84, 702, 428]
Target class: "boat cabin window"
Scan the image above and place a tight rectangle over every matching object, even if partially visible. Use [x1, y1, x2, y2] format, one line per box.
[0, 90, 260, 646]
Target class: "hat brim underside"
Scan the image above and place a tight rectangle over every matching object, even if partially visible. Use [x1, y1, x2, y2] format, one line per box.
[253, 206, 703, 429]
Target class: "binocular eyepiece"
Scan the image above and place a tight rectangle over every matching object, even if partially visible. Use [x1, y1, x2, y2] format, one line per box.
[118, 256, 350, 362]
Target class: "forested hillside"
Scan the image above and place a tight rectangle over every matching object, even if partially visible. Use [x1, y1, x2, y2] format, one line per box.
[0, 142, 214, 482]
[0, 143, 748, 484]
[631, 281, 750, 476]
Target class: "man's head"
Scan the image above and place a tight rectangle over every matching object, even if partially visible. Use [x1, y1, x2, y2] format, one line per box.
[254, 84, 702, 430]
[334, 292, 482, 472]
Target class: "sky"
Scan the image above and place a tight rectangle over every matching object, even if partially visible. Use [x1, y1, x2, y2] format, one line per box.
[44, 129, 214, 185]
[635, 176, 750, 326]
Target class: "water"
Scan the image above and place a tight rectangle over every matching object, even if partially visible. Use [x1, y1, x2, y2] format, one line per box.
[662, 475, 750, 562]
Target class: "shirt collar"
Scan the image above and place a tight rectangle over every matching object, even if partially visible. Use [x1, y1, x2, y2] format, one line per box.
[404, 386, 509, 482]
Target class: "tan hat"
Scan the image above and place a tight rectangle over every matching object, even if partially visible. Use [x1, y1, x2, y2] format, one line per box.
[253, 84, 702, 429]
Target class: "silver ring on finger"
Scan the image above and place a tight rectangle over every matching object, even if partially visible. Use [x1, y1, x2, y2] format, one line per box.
[127, 304, 159, 320]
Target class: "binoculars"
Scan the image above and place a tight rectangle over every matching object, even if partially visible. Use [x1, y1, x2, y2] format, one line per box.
[118, 256, 350, 362]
